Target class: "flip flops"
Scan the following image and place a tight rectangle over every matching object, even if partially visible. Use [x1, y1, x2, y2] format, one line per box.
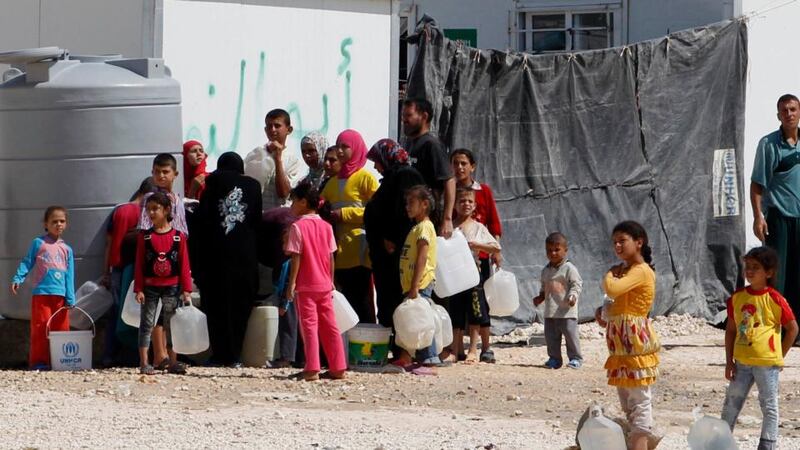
[139, 365, 156, 375]
[480, 349, 496, 364]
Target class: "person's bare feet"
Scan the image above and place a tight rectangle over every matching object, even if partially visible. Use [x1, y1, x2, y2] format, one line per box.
[302, 371, 320, 381]
[464, 350, 478, 364]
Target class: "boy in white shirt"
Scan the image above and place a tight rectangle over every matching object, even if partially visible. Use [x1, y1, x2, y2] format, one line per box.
[244, 108, 301, 211]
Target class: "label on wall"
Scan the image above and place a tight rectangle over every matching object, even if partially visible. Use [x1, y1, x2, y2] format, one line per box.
[712, 148, 739, 217]
[444, 29, 478, 47]
[162, 0, 391, 172]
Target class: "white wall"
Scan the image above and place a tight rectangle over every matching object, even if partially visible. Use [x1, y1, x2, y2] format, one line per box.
[738, 0, 800, 248]
[626, 0, 727, 42]
[0, 0, 158, 59]
[163, 0, 394, 172]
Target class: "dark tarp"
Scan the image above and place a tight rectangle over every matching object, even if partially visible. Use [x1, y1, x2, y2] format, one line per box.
[406, 17, 747, 332]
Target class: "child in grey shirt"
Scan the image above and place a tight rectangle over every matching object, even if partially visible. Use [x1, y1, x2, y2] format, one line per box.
[533, 232, 583, 369]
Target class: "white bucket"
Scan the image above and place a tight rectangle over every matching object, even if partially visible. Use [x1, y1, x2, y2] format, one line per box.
[347, 324, 392, 368]
[47, 307, 94, 371]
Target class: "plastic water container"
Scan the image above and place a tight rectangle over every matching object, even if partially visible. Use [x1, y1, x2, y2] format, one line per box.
[484, 268, 520, 316]
[333, 290, 359, 333]
[687, 410, 737, 450]
[47, 306, 94, 371]
[433, 229, 480, 298]
[427, 299, 444, 354]
[120, 283, 161, 328]
[577, 404, 627, 450]
[393, 296, 436, 352]
[432, 303, 453, 347]
[241, 306, 280, 367]
[70, 281, 113, 330]
[347, 324, 392, 368]
[170, 305, 210, 355]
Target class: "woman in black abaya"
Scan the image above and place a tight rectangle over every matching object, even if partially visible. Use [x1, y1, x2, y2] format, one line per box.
[195, 152, 262, 366]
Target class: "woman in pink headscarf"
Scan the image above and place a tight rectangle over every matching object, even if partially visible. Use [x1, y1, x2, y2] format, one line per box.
[320, 129, 379, 323]
[182, 140, 209, 200]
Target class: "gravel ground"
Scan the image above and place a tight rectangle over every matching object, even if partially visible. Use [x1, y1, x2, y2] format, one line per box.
[1, 317, 799, 449]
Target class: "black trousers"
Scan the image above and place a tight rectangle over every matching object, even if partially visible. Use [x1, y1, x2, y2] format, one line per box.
[335, 266, 375, 323]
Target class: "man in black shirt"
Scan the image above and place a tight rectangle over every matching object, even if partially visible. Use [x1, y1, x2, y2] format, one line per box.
[402, 98, 455, 238]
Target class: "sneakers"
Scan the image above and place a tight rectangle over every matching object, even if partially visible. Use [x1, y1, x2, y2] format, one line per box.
[567, 359, 582, 369]
[544, 358, 562, 369]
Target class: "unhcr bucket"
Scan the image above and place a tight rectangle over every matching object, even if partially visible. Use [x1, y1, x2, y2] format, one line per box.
[47, 307, 94, 371]
[347, 324, 391, 368]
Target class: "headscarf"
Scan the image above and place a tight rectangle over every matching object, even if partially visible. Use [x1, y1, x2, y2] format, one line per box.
[216, 151, 245, 175]
[300, 131, 329, 187]
[183, 140, 208, 197]
[367, 138, 409, 172]
[336, 129, 368, 179]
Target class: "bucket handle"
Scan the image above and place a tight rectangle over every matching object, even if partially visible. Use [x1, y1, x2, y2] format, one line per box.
[46, 306, 95, 338]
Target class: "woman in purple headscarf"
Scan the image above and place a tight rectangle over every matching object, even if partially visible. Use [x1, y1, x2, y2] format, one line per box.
[364, 139, 425, 346]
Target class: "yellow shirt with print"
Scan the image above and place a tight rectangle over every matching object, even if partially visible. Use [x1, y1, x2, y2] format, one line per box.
[728, 286, 796, 367]
[399, 219, 437, 294]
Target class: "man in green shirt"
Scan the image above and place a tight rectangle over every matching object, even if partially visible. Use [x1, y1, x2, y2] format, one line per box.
[751, 94, 800, 322]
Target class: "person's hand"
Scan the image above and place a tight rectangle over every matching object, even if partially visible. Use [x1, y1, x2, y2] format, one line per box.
[492, 254, 502, 268]
[10, 283, 19, 295]
[532, 294, 544, 306]
[383, 239, 396, 254]
[268, 141, 285, 160]
[610, 263, 625, 278]
[753, 215, 768, 242]
[568, 295, 577, 307]
[468, 241, 478, 250]
[182, 292, 192, 306]
[595, 307, 607, 327]
[98, 273, 111, 289]
[407, 288, 419, 300]
[285, 285, 296, 303]
[725, 360, 736, 381]
[331, 209, 343, 223]
[440, 218, 454, 238]
[66, 302, 75, 309]
[135, 292, 145, 304]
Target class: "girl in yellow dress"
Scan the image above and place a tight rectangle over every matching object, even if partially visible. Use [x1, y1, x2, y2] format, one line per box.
[595, 220, 660, 450]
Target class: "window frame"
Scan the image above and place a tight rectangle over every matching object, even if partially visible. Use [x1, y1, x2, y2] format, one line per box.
[516, 6, 621, 53]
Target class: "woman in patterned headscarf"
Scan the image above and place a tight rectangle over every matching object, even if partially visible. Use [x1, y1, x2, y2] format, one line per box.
[194, 152, 262, 366]
[299, 131, 330, 190]
[364, 139, 425, 352]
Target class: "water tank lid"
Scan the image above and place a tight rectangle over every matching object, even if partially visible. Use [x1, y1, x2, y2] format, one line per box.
[0, 47, 64, 64]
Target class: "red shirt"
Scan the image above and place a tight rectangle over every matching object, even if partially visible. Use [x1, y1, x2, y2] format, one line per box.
[473, 182, 502, 238]
[107, 203, 141, 268]
[134, 228, 192, 293]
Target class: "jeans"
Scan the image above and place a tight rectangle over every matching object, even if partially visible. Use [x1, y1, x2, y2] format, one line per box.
[721, 362, 780, 450]
[138, 286, 180, 349]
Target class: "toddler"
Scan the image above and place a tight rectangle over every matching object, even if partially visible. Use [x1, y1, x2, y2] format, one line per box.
[533, 232, 583, 369]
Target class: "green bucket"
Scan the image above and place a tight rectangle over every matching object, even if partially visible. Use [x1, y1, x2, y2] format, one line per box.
[347, 324, 392, 368]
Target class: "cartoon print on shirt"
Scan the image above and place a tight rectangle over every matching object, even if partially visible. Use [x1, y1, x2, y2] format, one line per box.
[737, 303, 759, 346]
[219, 187, 247, 235]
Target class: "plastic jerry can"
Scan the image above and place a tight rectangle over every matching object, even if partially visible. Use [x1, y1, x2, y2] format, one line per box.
[241, 305, 280, 367]
[120, 283, 161, 328]
[577, 405, 627, 450]
[483, 268, 520, 317]
[170, 305, 210, 355]
[333, 290, 359, 333]
[687, 410, 737, 450]
[433, 229, 480, 298]
[392, 296, 436, 352]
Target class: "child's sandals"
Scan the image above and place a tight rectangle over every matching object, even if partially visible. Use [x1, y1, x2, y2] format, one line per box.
[139, 365, 156, 375]
[155, 358, 171, 371]
[167, 362, 187, 375]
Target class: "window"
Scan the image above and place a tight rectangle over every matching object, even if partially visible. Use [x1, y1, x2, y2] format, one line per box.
[517, 11, 614, 53]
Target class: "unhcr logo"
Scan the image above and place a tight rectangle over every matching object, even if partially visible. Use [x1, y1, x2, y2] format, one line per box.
[62, 341, 80, 358]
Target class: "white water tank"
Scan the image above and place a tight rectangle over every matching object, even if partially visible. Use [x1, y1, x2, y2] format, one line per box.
[0, 48, 182, 320]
